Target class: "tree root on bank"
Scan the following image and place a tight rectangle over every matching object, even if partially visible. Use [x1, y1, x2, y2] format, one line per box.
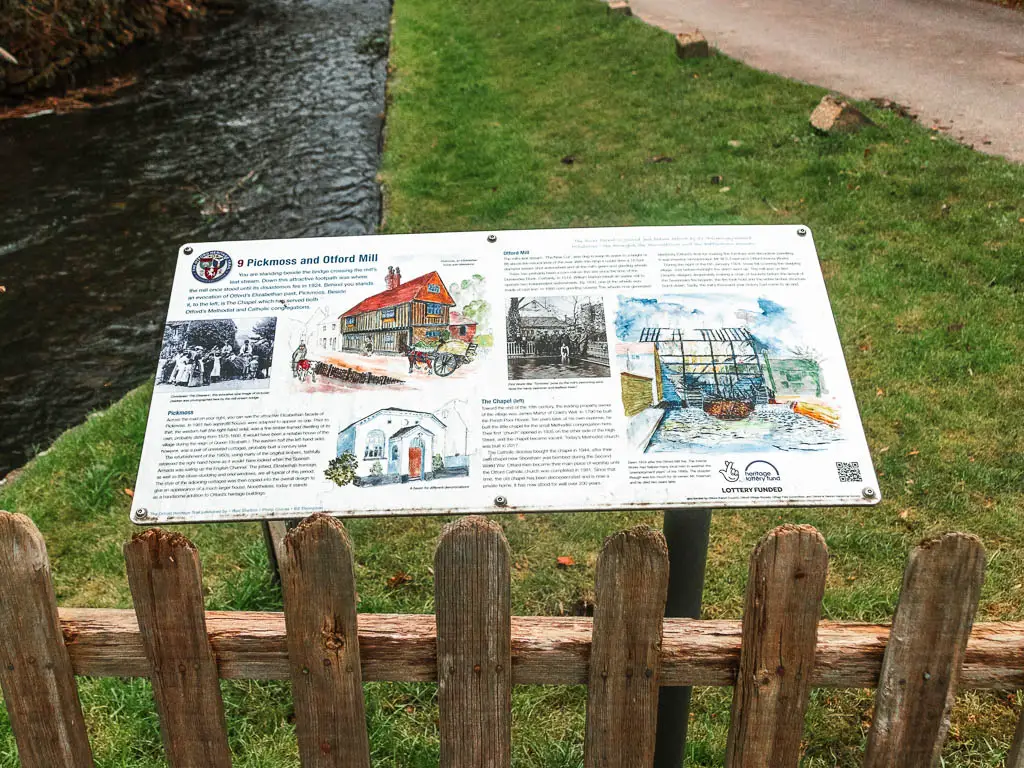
[0, 75, 136, 120]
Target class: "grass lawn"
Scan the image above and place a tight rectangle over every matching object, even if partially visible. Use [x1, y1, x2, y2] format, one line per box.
[2, 0, 1024, 764]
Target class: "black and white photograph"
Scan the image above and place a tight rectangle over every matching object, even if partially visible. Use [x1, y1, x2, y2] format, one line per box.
[505, 295, 611, 380]
[156, 317, 276, 392]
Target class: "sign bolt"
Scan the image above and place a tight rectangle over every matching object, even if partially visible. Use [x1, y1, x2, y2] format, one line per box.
[862, 487, 876, 500]
[133, 508, 150, 522]
[494, 495, 508, 507]
[487, 234, 497, 243]
[183, 246, 194, 255]
[796, 227, 808, 237]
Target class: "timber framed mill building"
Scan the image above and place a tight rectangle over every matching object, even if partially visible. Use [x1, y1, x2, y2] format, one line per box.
[339, 267, 456, 354]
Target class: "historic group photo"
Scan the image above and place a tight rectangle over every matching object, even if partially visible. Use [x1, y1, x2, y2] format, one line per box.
[155, 317, 277, 392]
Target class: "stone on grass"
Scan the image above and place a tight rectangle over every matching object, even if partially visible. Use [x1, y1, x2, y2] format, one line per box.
[810, 95, 875, 134]
[675, 30, 709, 59]
[608, 1, 632, 15]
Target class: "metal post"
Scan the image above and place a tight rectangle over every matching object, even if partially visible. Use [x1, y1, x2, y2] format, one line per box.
[654, 508, 712, 767]
[262, 519, 300, 585]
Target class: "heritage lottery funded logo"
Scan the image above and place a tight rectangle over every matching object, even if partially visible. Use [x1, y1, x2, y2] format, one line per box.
[191, 250, 232, 283]
[721, 459, 784, 494]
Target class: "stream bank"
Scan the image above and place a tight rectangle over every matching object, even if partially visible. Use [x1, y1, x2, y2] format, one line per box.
[0, 0, 230, 98]
[0, 0, 392, 476]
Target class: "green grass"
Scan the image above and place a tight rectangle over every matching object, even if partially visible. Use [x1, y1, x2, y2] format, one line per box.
[2, 0, 1024, 763]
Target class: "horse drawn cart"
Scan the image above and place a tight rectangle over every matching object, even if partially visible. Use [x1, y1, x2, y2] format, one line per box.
[408, 338, 478, 377]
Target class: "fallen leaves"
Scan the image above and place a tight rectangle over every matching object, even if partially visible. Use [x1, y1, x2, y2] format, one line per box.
[123, 488, 134, 497]
[386, 571, 412, 589]
[869, 97, 917, 121]
[556, 556, 575, 568]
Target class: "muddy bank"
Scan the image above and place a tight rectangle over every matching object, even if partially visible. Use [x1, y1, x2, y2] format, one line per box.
[0, 0, 236, 97]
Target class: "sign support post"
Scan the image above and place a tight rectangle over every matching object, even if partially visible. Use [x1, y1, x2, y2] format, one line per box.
[654, 508, 712, 768]
[262, 520, 298, 585]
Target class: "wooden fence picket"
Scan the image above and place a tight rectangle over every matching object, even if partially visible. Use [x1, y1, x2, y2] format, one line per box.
[0, 512, 94, 768]
[584, 525, 670, 768]
[862, 533, 986, 768]
[124, 529, 233, 768]
[725, 524, 829, 768]
[1008, 712, 1024, 768]
[280, 514, 371, 768]
[0, 514, 1017, 766]
[435, 516, 512, 768]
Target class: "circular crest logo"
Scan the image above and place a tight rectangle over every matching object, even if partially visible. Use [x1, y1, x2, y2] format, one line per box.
[191, 250, 232, 283]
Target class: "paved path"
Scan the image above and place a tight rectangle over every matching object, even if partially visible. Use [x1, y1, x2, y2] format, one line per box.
[629, 0, 1024, 162]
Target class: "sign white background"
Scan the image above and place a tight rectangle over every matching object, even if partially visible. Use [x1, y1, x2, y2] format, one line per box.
[132, 226, 880, 523]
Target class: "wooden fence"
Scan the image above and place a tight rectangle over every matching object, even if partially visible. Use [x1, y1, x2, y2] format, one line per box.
[507, 340, 538, 357]
[1, 510, 1024, 767]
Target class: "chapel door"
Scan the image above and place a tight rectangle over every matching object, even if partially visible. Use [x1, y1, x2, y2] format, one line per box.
[409, 446, 422, 479]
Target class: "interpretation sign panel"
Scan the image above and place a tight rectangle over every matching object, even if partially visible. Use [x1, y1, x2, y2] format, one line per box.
[131, 225, 880, 524]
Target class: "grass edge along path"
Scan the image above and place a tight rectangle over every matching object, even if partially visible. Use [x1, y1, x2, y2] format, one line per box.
[3, 0, 1024, 763]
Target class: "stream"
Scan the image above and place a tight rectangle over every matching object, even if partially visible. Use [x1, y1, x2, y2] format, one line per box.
[0, 0, 391, 476]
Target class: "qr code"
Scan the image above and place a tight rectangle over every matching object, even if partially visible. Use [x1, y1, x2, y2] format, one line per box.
[836, 461, 862, 483]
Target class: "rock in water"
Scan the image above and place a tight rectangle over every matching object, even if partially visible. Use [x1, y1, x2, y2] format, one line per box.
[810, 95, 875, 133]
[675, 30, 709, 59]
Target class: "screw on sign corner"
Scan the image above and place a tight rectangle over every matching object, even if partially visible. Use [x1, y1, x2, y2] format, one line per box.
[183, 245, 194, 255]
[797, 227, 808, 237]
[494, 496, 508, 507]
[862, 487, 877, 500]
[487, 234, 497, 243]
[132, 508, 150, 522]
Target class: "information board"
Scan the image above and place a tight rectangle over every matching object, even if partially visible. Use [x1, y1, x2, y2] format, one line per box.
[131, 225, 881, 524]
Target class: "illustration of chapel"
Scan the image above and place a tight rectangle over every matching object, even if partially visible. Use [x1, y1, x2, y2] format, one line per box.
[339, 267, 455, 354]
[336, 403, 472, 485]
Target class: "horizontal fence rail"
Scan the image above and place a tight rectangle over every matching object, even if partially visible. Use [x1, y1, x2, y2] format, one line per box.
[53, 610, 1024, 689]
[2, 509, 1023, 768]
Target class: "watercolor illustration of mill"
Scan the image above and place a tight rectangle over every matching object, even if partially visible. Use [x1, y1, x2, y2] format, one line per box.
[288, 266, 492, 391]
[616, 294, 844, 453]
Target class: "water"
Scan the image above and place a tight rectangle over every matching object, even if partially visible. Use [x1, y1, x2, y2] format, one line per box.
[646, 404, 843, 453]
[0, 0, 390, 476]
[507, 357, 612, 380]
